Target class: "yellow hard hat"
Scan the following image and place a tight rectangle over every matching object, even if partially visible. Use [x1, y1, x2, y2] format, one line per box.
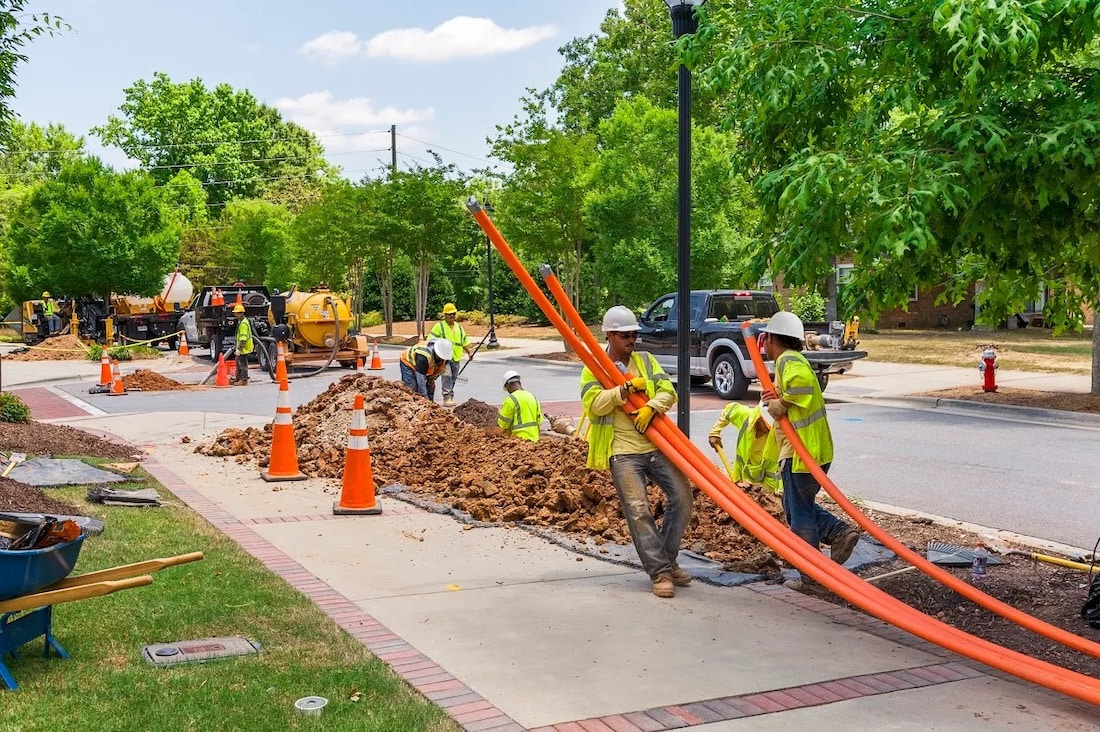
[442, 302, 458, 315]
[42, 291, 51, 298]
[233, 304, 245, 314]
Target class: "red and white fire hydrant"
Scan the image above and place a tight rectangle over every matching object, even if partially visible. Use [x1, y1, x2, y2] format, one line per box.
[978, 348, 998, 392]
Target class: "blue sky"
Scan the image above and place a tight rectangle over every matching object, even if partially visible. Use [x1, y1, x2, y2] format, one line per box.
[13, 1, 626, 178]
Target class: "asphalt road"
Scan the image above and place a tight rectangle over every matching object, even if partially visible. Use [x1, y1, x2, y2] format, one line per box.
[52, 348, 1100, 551]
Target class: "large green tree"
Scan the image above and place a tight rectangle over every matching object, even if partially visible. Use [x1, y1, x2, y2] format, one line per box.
[94, 72, 334, 205]
[0, 120, 84, 186]
[3, 157, 179, 300]
[213, 200, 295, 290]
[0, 2, 66, 142]
[693, 0, 1100, 391]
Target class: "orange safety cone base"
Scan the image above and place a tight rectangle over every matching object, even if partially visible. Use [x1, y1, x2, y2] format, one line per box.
[97, 360, 112, 386]
[368, 344, 383, 370]
[261, 469, 307, 482]
[333, 500, 382, 515]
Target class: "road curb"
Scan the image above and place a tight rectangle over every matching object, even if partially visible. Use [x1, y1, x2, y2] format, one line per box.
[871, 395, 1100, 428]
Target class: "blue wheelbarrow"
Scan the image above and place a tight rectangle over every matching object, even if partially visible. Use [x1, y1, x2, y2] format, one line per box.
[0, 536, 203, 690]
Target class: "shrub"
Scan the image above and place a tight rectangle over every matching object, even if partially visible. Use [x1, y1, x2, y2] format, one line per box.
[787, 291, 827, 322]
[0, 392, 30, 423]
[359, 311, 383, 328]
[455, 310, 528, 327]
[86, 343, 158, 361]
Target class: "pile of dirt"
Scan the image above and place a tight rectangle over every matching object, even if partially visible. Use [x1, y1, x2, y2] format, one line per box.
[0, 422, 139, 460]
[196, 374, 784, 568]
[452, 399, 500, 429]
[918, 386, 1100, 414]
[6, 334, 90, 361]
[0, 476, 82, 514]
[529, 351, 582, 363]
[122, 369, 190, 391]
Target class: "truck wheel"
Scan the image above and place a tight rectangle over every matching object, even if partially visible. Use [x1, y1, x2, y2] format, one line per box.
[817, 372, 829, 391]
[712, 353, 749, 400]
[209, 336, 221, 361]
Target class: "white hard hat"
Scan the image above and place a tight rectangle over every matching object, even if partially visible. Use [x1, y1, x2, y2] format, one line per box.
[601, 305, 640, 332]
[430, 339, 453, 360]
[756, 399, 773, 427]
[502, 369, 521, 390]
[762, 311, 804, 340]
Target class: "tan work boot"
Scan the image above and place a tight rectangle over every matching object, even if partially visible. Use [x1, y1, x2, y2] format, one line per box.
[669, 568, 692, 586]
[829, 528, 860, 566]
[443, 396, 455, 407]
[652, 573, 675, 598]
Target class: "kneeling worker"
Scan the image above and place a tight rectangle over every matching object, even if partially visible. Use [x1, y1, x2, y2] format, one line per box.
[497, 370, 542, 441]
[708, 401, 780, 493]
[399, 338, 452, 401]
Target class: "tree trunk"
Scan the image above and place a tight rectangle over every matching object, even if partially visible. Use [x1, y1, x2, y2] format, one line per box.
[379, 252, 394, 338]
[415, 250, 430, 340]
[1092, 300, 1099, 395]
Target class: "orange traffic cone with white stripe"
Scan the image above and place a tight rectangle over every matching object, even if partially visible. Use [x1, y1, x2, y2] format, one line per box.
[214, 353, 231, 388]
[97, 352, 112, 386]
[178, 332, 189, 356]
[356, 355, 364, 370]
[273, 342, 289, 385]
[334, 393, 382, 515]
[368, 341, 383, 370]
[108, 358, 126, 396]
[261, 379, 306, 482]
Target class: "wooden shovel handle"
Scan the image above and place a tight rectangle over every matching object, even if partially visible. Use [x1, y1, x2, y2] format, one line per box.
[0, 575, 153, 614]
[42, 551, 205, 591]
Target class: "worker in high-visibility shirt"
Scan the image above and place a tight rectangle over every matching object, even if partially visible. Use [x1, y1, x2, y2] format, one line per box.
[42, 291, 60, 335]
[233, 303, 253, 385]
[708, 401, 780, 493]
[760, 311, 859, 593]
[399, 339, 452, 401]
[429, 303, 477, 407]
[497, 370, 542, 441]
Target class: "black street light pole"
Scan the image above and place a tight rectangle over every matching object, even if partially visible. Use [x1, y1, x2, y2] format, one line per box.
[666, 0, 703, 436]
[484, 201, 499, 349]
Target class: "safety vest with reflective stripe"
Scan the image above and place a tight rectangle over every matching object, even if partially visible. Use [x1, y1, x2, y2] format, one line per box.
[43, 299, 57, 316]
[715, 403, 780, 493]
[775, 350, 833, 472]
[236, 317, 254, 355]
[580, 350, 672, 470]
[400, 345, 447, 378]
[429, 320, 469, 361]
[497, 389, 542, 442]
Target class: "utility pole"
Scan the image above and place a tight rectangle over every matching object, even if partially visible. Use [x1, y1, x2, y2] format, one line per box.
[390, 124, 397, 174]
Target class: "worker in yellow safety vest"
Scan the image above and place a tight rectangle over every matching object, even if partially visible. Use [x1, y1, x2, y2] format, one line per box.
[429, 303, 477, 407]
[42, 291, 60, 334]
[708, 401, 780, 493]
[399, 338, 452, 401]
[497, 370, 542, 441]
[233, 303, 253, 385]
[580, 305, 693, 599]
[760, 311, 859, 592]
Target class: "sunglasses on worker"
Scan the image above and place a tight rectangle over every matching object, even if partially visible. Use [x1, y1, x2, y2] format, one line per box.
[609, 331, 638, 340]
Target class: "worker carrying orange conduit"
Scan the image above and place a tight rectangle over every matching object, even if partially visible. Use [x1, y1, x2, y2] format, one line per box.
[464, 197, 1100, 707]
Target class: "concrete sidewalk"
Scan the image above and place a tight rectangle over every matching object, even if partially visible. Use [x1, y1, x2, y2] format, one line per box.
[57, 409, 1100, 730]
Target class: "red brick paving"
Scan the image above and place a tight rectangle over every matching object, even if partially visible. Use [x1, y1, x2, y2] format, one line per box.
[10, 386, 89, 419]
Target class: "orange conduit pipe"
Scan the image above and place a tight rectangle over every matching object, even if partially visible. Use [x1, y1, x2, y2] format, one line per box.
[465, 198, 1100, 705]
[535, 263, 1100, 690]
[741, 322, 1100, 659]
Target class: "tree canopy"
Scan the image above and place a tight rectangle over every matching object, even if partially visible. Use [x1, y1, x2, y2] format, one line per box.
[0, 2, 66, 142]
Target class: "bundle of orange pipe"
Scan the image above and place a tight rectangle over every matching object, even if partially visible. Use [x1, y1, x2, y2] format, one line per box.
[465, 197, 1100, 706]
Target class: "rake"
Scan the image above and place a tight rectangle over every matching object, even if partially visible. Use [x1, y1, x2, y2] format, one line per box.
[926, 540, 1003, 567]
[454, 330, 492, 385]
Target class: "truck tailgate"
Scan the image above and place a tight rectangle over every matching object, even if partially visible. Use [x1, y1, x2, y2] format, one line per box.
[803, 350, 868, 368]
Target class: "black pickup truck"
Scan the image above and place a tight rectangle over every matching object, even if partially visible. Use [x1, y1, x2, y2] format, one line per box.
[635, 290, 867, 399]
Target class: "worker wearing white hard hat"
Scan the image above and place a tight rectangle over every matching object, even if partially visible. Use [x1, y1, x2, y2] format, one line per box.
[579, 305, 693, 599]
[497, 370, 542, 442]
[232, 302, 254, 385]
[398, 338, 452, 402]
[759, 311, 859, 592]
[707, 401, 780, 493]
[429, 303, 478, 407]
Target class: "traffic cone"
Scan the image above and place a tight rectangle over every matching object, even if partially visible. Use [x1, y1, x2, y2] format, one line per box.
[368, 342, 383, 371]
[108, 358, 126, 396]
[356, 355, 364, 370]
[211, 289, 224, 307]
[273, 342, 289, 385]
[261, 379, 306, 482]
[334, 393, 382, 515]
[214, 353, 231, 388]
[97, 352, 112, 386]
[234, 291, 243, 307]
[178, 332, 190, 356]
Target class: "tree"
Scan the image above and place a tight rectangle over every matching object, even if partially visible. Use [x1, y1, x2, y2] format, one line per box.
[212, 200, 295, 290]
[94, 72, 334, 205]
[693, 0, 1100, 392]
[0, 3, 67, 143]
[0, 120, 84, 187]
[3, 157, 178, 300]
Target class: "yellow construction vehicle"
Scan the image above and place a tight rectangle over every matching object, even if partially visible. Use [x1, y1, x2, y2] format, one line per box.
[269, 285, 369, 368]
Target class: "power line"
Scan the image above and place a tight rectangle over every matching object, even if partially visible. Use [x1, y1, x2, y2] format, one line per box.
[152, 169, 373, 190]
[396, 133, 496, 166]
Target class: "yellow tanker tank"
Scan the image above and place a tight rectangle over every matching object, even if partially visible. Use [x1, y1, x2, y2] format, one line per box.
[283, 286, 353, 349]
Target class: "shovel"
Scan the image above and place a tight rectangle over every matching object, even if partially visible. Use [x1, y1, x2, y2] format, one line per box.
[1, 452, 26, 479]
[454, 330, 492, 385]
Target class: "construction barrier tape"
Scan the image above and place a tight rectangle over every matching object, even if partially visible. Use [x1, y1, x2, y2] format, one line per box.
[7, 329, 185, 353]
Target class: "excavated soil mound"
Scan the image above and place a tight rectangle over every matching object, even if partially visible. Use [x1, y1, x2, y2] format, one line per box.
[7, 334, 90, 361]
[452, 399, 500, 429]
[197, 374, 784, 569]
[0, 477, 82, 514]
[122, 369, 190, 391]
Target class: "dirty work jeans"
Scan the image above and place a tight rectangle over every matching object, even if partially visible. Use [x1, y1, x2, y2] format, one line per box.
[780, 459, 847, 549]
[399, 363, 436, 401]
[609, 451, 694, 579]
[441, 359, 460, 399]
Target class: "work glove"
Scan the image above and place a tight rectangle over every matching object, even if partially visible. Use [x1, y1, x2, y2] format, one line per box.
[623, 376, 647, 394]
[630, 405, 657, 434]
[708, 434, 722, 450]
[766, 398, 788, 421]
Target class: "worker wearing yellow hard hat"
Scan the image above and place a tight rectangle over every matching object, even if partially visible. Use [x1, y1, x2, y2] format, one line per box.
[233, 303, 253, 385]
[429, 302, 477, 407]
[41, 291, 60, 334]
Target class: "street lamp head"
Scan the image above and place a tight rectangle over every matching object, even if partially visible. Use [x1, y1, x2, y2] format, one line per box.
[663, 0, 705, 7]
[665, 0, 704, 38]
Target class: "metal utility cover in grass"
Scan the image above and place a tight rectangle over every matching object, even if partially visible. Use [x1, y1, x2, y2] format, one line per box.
[142, 637, 262, 667]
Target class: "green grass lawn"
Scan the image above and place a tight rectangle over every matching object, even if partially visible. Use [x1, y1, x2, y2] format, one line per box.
[1, 476, 458, 732]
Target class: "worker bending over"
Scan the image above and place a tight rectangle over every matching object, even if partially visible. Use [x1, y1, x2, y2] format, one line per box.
[429, 303, 476, 407]
[708, 402, 780, 493]
[233, 303, 252, 385]
[399, 338, 452, 401]
[497, 370, 542, 441]
[760, 311, 860, 592]
[581, 305, 693, 599]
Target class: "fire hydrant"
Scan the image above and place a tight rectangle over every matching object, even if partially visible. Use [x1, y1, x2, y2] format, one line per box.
[978, 348, 998, 392]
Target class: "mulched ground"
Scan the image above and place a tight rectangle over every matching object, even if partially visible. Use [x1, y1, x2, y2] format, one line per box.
[0, 476, 81, 514]
[0, 422, 139, 459]
[918, 386, 1100, 414]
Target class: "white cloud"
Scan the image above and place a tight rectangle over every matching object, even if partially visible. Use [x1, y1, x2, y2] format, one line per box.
[299, 31, 362, 64]
[274, 92, 435, 154]
[364, 16, 557, 62]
